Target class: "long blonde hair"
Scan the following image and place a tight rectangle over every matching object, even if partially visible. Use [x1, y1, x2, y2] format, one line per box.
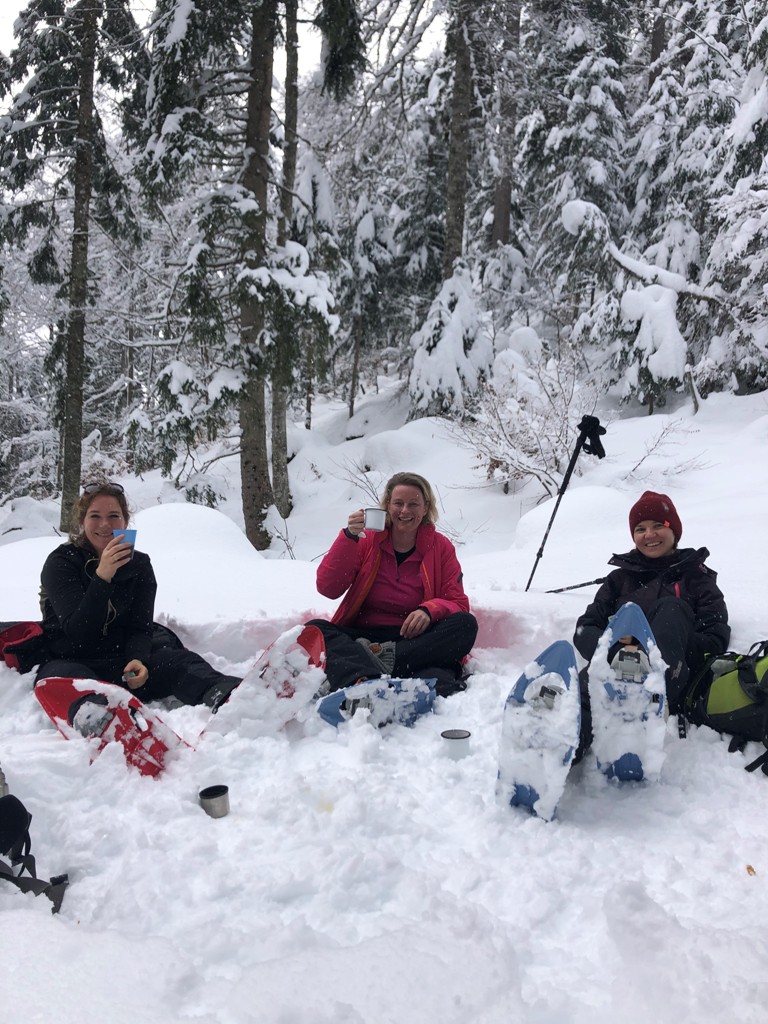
[379, 472, 438, 525]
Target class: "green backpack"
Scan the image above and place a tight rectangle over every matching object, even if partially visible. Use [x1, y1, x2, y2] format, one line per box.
[686, 641, 768, 774]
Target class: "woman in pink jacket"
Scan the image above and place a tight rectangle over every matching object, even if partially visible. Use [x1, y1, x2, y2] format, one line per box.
[308, 472, 477, 697]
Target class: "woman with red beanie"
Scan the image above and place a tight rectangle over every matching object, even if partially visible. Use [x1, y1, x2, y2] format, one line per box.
[573, 491, 730, 751]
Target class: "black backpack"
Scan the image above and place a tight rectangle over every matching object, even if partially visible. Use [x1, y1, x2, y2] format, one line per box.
[684, 641, 768, 775]
[0, 793, 68, 913]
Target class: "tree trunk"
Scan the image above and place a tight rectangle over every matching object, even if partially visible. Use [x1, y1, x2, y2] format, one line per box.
[304, 337, 314, 430]
[490, 2, 520, 247]
[239, 0, 278, 548]
[271, 383, 292, 518]
[59, 0, 101, 530]
[278, 0, 299, 247]
[239, 374, 272, 546]
[442, 0, 474, 278]
[648, 6, 666, 89]
[271, 0, 299, 520]
[348, 311, 362, 418]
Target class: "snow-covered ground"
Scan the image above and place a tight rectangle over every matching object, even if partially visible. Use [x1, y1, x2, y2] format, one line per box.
[1, 382, 768, 1023]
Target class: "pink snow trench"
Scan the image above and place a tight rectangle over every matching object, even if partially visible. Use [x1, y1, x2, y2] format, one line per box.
[316, 523, 470, 628]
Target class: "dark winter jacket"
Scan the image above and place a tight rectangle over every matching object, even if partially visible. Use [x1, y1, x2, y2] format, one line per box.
[40, 542, 156, 666]
[573, 546, 730, 668]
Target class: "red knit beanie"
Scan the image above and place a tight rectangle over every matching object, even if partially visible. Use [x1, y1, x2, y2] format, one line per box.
[628, 491, 682, 541]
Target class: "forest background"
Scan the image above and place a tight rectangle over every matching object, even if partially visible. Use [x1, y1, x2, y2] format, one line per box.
[1, 0, 767, 545]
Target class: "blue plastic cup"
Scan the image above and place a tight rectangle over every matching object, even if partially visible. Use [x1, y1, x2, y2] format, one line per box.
[113, 528, 137, 558]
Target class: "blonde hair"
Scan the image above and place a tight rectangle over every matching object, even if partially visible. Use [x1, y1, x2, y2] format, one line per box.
[69, 482, 131, 545]
[380, 472, 438, 525]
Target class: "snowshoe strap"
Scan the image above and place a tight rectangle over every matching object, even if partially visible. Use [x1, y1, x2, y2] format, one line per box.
[744, 748, 768, 775]
[0, 856, 68, 911]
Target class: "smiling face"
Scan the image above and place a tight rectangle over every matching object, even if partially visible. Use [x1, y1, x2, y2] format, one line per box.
[387, 484, 427, 540]
[633, 519, 676, 559]
[82, 495, 127, 554]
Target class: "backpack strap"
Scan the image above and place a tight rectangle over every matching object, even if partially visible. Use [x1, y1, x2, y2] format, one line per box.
[0, 794, 68, 913]
[735, 641, 768, 703]
[679, 650, 728, 736]
[0, 856, 68, 911]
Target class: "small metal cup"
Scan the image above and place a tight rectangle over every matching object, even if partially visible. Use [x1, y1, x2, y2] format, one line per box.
[441, 729, 471, 760]
[363, 507, 387, 531]
[199, 784, 230, 818]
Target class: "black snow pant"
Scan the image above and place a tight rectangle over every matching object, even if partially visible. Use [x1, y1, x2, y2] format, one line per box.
[575, 597, 699, 762]
[306, 611, 478, 696]
[35, 644, 241, 708]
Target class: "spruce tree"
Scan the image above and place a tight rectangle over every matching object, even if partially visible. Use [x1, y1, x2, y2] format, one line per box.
[0, 0, 147, 521]
[517, 0, 630, 338]
[142, 0, 363, 548]
[695, 4, 768, 393]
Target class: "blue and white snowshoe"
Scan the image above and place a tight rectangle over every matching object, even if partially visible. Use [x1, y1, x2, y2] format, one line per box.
[589, 602, 667, 783]
[496, 640, 581, 822]
[316, 676, 437, 729]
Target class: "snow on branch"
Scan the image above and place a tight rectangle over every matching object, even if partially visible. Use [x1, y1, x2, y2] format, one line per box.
[561, 199, 768, 359]
[561, 200, 717, 301]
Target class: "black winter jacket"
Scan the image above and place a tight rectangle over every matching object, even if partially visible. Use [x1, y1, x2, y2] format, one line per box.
[573, 546, 730, 668]
[40, 542, 156, 666]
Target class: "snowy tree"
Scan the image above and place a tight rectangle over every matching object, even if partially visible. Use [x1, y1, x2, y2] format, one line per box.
[0, 0, 147, 522]
[142, 0, 362, 547]
[618, 285, 688, 412]
[442, 0, 476, 276]
[562, 200, 716, 409]
[692, 4, 768, 393]
[408, 260, 493, 417]
[517, 0, 630, 338]
[456, 326, 599, 495]
[291, 152, 341, 429]
[341, 193, 393, 416]
[627, 0, 740, 283]
[300, 45, 453, 393]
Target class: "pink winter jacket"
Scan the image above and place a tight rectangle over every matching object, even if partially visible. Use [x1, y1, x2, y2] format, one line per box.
[317, 524, 470, 627]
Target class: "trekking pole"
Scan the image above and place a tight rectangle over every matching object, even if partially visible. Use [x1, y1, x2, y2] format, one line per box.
[546, 576, 607, 594]
[525, 415, 606, 592]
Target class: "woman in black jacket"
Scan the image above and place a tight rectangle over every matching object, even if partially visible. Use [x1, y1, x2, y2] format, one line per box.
[37, 482, 241, 710]
[573, 491, 730, 751]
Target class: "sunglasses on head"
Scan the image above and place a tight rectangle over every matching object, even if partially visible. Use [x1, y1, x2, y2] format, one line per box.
[82, 481, 125, 495]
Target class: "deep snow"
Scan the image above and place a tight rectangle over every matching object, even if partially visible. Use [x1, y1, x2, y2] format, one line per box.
[1, 381, 768, 1023]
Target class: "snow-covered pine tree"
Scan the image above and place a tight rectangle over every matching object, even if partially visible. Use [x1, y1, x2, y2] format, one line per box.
[142, 0, 362, 547]
[408, 260, 493, 418]
[0, 0, 147, 522]
[0, 254, 55, 499]
[694, 3, 768, 393]
[341, 192, 393, 417]
[517, 0, 630, 342]
[300, 45, 452, 389]
[631, 1, 739, 280]
[291, 152, 341, 430]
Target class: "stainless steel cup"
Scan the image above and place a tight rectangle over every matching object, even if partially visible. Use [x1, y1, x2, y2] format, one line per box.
[199, 784, 230, 818]
[441, 729, 471, 760]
